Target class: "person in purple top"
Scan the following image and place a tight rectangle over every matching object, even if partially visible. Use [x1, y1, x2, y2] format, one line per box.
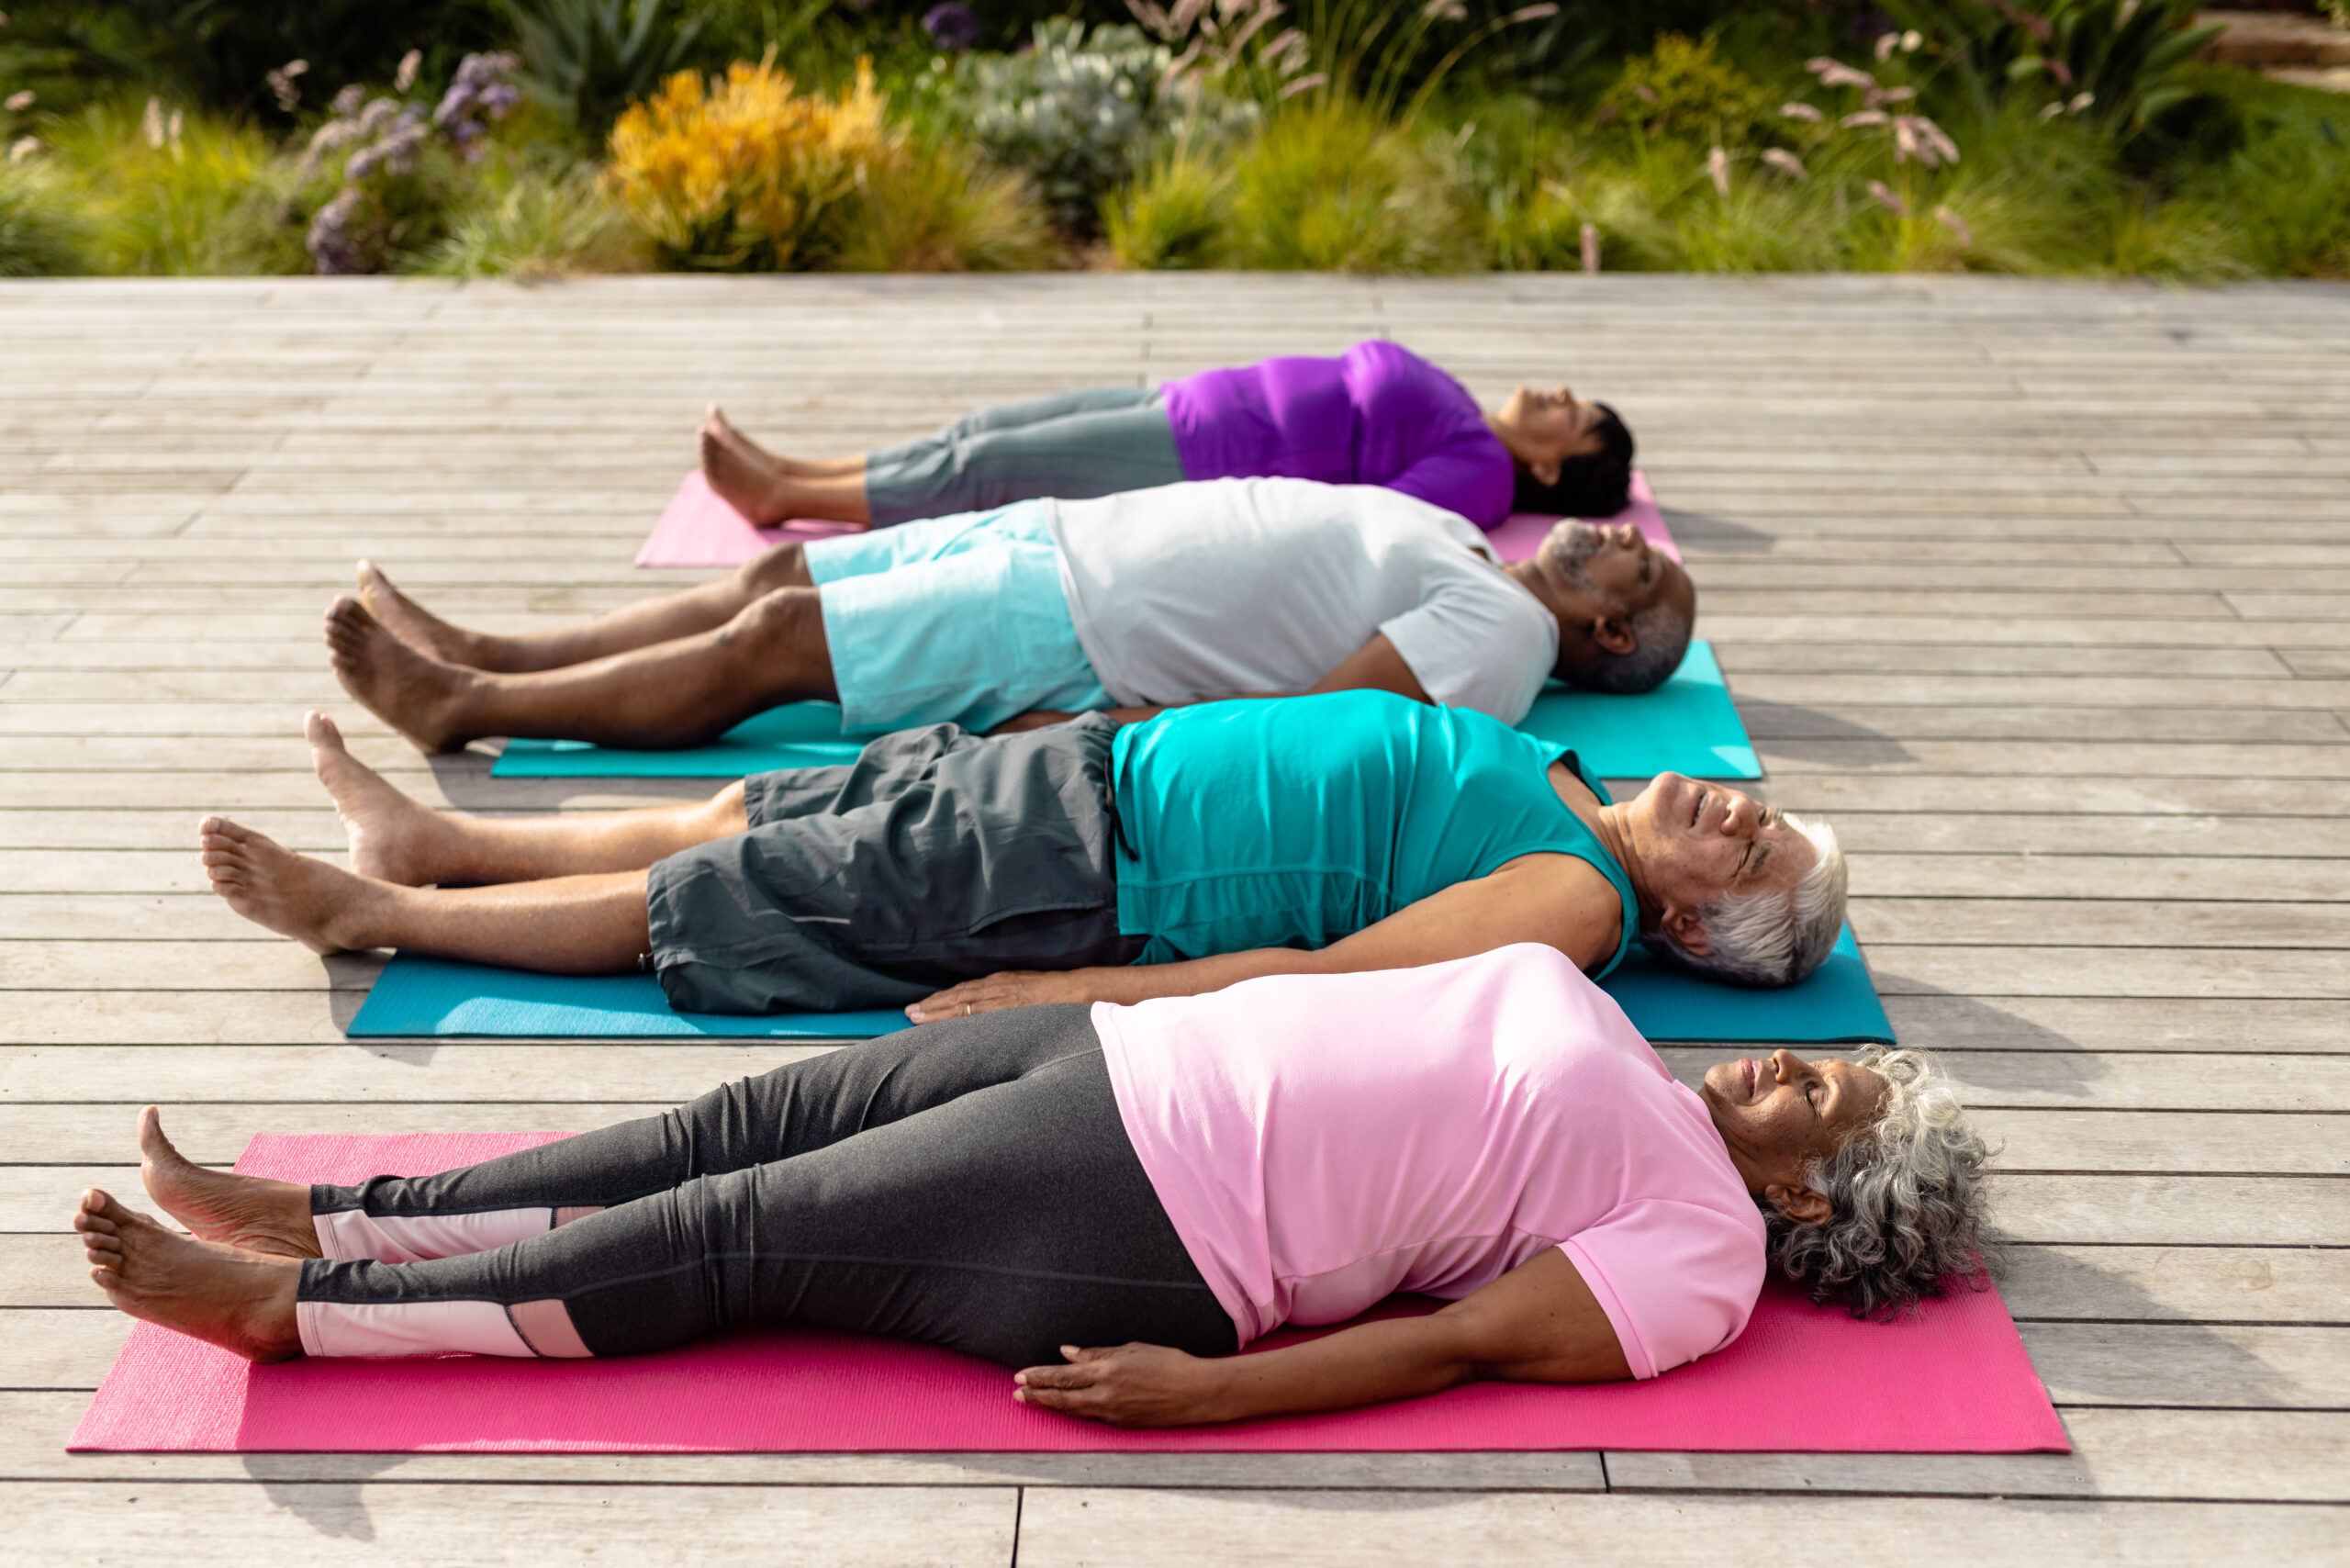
[695, 340, 1635, 532]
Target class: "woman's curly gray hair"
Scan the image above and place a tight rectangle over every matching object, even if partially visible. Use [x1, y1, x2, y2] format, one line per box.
[1766, 1045, 1997, 1318]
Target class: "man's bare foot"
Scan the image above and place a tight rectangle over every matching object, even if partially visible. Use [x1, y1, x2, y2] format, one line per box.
[200, 814, 386, 955]
[326, 595, 478, 754]
[76, 1187, 303, 1362]
[699, 405, 802, 527]
[138, 1107, 320, 1260]
[357, 560, 500, 669]
[308, 711, 453, 886]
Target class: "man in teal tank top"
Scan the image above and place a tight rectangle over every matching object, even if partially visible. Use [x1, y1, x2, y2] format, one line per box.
[200, 694, 1848, 1022]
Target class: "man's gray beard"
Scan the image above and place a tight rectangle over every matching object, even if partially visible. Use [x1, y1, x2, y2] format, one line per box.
[1545, 521, 1602, 592]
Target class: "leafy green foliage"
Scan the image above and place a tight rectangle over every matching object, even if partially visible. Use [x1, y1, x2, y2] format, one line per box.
[415, 151, 644, 274]
[39, 98, 305, 273]
[0, 1, 507, 118]
[507, 0, 702, 136]
[1595, 32, 1778, 147]
[951, 18, 1248, 236]
[0, 167, 84, 274]
[1102, 140, 1228, 268]
[831, 132, 1059, 272]
[1880, 0, 2223, 142]
[1111, 96, 1484, 272]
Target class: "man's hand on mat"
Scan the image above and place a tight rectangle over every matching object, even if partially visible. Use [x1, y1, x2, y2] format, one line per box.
[906, 969, 1111, 1022]
[1014, 1343, 1219, 1428]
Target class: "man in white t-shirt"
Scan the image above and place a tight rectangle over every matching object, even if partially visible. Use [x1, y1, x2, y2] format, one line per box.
[324, 477, 1698, 755]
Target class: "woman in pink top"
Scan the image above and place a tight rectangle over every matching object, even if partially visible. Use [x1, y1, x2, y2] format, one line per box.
[75, 948, 1988, 1427]
[694, 340, 1636, 532]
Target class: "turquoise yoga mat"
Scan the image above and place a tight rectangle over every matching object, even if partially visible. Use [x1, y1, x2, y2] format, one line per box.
[345, 924, 1890, 1045]
[488, 642, 1760, 782]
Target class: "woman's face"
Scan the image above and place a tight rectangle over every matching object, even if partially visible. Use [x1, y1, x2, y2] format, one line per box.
[1618, 773, 1812, 921]
[1495, 384, 1608, 474]
[1701, 1049, 1889, 1197]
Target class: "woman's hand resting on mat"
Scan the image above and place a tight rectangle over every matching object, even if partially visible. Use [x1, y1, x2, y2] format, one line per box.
[1014, 1343, 1223, 1428]
[906, 969, 1122, 1021]
[1018, 1250, 1639, 1428]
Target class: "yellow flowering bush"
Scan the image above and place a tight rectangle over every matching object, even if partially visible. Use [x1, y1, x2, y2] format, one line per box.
[606, 60, 900, 271]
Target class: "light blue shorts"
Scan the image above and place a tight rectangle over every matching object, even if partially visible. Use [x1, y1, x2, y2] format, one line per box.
[806, 500, 1113, 736]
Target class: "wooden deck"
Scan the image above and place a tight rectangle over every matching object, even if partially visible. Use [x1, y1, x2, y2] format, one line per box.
[2, 273, 2345, 1563]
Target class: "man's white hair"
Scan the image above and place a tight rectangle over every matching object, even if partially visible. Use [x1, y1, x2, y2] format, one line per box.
[1652, 811, 1846, 988]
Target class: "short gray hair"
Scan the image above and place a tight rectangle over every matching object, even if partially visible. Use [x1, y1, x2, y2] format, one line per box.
[1580, 599, 1694, 695]
[1651, 811, 1846, 988]
[1547, 523, 1694, 696]
[1767, 1045, 1997, 1318]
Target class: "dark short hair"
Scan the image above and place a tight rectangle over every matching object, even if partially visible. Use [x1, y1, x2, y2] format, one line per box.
[1511, 401, 1635, 518]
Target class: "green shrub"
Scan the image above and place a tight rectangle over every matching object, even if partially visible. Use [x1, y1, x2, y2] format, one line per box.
[42, 99, 304, 274]
[1595, 33, 1779, 149]
[950, 18, 1250, 236]
[832, 132, 1059, 272]
[0, 166, 84, 274]
[1103, 140, 1227, 269]
[1207, 98, 1486, 272]
[0, 1, 509, 119]
[509, 0, 704, 139]
[2177, 81, 2350, 277]
[414, 154, 644, 275]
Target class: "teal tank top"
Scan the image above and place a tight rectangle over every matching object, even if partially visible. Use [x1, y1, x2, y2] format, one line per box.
[1110, 690, 1639, 976]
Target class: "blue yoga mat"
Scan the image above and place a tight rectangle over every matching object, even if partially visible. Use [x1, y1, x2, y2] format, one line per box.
[490, 642, 1759, 782]
[346, 924, 1889, 1045]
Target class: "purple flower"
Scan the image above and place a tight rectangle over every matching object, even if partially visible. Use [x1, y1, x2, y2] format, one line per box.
[923, 2, 982, 51]
[433, 51, 521, 152]
[306, 187, 366, 275]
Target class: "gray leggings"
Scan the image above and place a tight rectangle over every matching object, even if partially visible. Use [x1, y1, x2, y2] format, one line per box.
[863, 386, 1186, 525]
[299, 1006, 1236, 1368]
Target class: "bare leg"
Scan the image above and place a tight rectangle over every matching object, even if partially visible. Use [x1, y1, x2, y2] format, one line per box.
[76, 1187, 302, 1362]
[201, 816, 653, 972]
[357, 542, 815, 675]
[699, 405, 874, 527]
[138, 1106, 320, 1260]
[327, 583, 838, 754]
[307, 710, 750, 887]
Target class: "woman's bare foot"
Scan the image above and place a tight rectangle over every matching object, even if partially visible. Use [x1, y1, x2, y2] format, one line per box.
[138, 1107, 320, 1260]
[356, 560, 501, 669]
[200, 814, 387, 955]
[76, 1187, 303, 1362]
[308, 711, 453, 886]
[700, 405, 810, 527]
[326, 595, 479, 754]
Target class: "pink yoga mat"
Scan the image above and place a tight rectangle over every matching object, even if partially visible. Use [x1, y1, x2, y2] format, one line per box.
[634, 470, 1678, 568]
[632, 471, 864, 566]
[72, 1134, 2065, 1455]
[1486, 470, 1678, 564]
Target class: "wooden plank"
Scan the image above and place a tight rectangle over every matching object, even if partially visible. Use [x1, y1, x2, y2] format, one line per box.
[1866, 946, 2350, 1000]
[1991, 1178, 2350, 1246]
[0, 1482, 1018, 1566]
[0, 1393, 1604, 1488]
[2023, 1322, 2350, 1408]
[1607, 1409, 2350, 1501]
[1013, 1491, 2349, 1566]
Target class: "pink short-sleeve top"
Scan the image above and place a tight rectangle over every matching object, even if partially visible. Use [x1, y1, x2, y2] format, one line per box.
[1091, 945, 1769, 1379]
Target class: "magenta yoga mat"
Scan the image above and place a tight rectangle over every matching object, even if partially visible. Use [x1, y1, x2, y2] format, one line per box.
[633, 470, 1679, 569]
[71, 1133, 2066, 1456]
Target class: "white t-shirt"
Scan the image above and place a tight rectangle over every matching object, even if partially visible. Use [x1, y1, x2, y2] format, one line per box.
[1045, 477, 1558, 724]
[1093, 944, 1769, 1375]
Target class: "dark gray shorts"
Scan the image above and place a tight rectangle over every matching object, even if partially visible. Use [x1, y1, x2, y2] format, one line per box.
[645, 716, 1140, 1014]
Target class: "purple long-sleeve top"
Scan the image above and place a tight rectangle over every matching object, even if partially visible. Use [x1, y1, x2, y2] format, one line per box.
[1160, 341, 1516, 529]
